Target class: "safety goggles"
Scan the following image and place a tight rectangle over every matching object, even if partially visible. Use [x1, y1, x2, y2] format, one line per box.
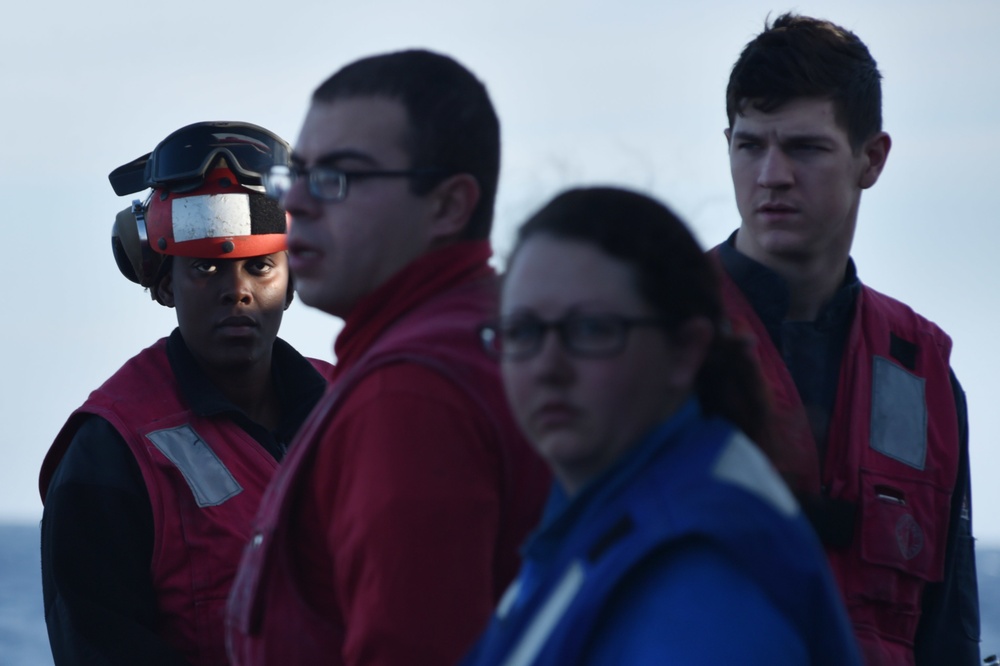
[109, 121, 291, 196]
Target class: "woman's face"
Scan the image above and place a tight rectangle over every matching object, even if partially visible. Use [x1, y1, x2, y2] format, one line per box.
[157, 253, 290, 375]
[500, 235, 705, 494]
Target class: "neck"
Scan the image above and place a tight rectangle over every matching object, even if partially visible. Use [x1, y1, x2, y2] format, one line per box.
[202, 359, 281, 431]
[780, 257, 847, 321]
[734, 234, 848, 322]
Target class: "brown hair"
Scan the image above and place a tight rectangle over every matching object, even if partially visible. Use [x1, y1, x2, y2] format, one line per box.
[313, 49, 500, 240]
[726, 13, 883, 150]
[512, 187, 777, 456]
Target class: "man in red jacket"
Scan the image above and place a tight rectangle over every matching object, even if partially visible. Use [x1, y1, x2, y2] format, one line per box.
[714, 14, 980, 665]
[226, 50, 550, 666]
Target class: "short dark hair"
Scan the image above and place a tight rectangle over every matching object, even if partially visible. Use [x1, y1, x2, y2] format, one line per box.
[511, 187, 775, 455]
[313, 49, 500, 240]
[726, 13, 883, 149]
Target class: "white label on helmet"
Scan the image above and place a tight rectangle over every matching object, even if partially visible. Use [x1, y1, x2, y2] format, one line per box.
[172, 193, 252, 241]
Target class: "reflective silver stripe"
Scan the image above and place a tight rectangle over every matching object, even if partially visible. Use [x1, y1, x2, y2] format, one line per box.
[172, 193, 252, 242]
[146, 425, 243, 507]
[870, 355, 927, 470]
[501, 561, 585, 666]
[495, 578, 522, 621]
[712, 431, 798, 518]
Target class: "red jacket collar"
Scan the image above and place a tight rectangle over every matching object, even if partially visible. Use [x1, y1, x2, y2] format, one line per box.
[333, 241, 493, 375]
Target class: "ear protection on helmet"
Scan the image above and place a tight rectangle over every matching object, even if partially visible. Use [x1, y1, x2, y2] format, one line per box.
[112, 199, 162, 286]
[111, 166, 287, 286]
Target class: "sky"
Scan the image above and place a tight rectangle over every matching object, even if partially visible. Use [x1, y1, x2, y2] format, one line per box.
[2, 0, 998, 546]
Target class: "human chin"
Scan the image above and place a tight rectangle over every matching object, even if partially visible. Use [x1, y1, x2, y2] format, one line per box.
[293, 277, 330, 310]
[533, 428, 594, 470]
[750, 227, 818, 258]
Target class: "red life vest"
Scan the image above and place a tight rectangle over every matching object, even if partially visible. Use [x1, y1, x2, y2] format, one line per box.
[719, 273, 960, 666]
[40, 338, 284, 666]
[225, 276, 543, 666]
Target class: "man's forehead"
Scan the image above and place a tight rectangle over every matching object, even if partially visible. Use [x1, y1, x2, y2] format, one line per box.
[293, 96, 411, 163]
[732, 97, 846, 137]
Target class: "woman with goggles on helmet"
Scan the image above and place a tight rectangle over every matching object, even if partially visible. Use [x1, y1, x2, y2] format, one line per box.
[38, 122, 332, 666]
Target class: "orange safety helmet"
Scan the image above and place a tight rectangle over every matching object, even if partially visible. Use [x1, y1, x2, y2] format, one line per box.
[112, 165, 287, 287]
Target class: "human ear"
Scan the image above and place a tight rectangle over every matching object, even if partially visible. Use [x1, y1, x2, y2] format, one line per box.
[427, 173, 481, 242]
[859, 132, 892, 190]
[283, 253, 295, 310]
[724, 127, 733, 146]
[665, 316, 715, 390]
[155, 273, 176, 308]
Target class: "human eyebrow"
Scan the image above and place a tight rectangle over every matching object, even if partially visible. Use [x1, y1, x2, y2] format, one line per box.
[289, 149, 379, 169]
[781, 134, 836, 149]
[729, 129, 763, 143]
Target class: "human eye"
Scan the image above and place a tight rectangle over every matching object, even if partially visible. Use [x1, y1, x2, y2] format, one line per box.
[192, 260, 218, 275]
[502, 317, 541, 342]
[246, 257, 275, 275]
[565, 315, 621, 350]
[311, 166, 347, 199]
[735, 138, 763, 153]
[788, 140, 830, 155]
[500, 316, 543, 353]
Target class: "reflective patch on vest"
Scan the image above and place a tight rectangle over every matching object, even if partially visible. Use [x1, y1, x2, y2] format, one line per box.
[870, 355, 927, 470]
[712, 431, 798, 518]
[501, 561, 585, 666]
[146, 425, 243, 507]
[495, 578, 522, 621]
[896, 514, 924, 560]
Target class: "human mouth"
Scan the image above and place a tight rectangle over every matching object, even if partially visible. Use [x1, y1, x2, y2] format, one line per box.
[531, 400, 580, 431]
[287, 239, 323, 276]
[756, 201, 799, 223]
[216, 315, 259, 336]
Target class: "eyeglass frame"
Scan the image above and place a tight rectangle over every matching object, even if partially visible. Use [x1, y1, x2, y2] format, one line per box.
[263, 163, 451, 202]
[479, 313, 674, 361]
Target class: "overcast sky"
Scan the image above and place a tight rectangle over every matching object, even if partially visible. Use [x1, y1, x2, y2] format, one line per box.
[3, 0, 998, 545]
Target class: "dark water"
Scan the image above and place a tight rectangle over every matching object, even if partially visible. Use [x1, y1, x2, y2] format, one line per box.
[1, 523, 998, 666]
[0, 523, 50, 666]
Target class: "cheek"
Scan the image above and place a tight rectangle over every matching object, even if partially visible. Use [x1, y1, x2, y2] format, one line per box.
[576, 367, 629, 426]
[589, 360, 668, 433]
[172, 287, 209, 324]
[500, 363, 532, 426]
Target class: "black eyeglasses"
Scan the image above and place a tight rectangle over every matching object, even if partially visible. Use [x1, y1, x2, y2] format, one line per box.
[263, 164, 449, 202]
[479, 313, 671, 360]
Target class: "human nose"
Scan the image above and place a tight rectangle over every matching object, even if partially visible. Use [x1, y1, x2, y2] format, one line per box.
[222, 266, 254, 305]
[531, 326, 574, 384]
[757, 146, 794, 189]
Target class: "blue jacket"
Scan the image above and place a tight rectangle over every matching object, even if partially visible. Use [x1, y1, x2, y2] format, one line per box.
[462, 400, 862, 666]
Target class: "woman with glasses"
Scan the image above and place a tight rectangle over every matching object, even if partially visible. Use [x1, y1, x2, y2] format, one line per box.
[464, 187, 861, 665]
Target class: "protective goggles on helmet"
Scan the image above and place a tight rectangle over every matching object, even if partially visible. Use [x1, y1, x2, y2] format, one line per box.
[108, 121, 291, 196]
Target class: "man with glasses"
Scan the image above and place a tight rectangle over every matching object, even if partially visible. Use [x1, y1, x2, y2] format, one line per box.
[225, 50, 550, 666]
[714, 14, 979, 664]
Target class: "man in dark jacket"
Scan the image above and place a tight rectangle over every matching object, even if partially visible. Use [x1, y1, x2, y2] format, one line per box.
[715, 14, 980, 665]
